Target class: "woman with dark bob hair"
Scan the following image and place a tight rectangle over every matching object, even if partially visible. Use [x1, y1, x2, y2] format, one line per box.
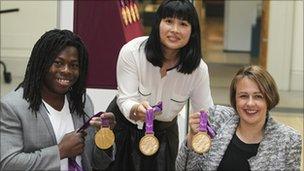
[106, 0, 213, 170]
[176, 65, 302, 170]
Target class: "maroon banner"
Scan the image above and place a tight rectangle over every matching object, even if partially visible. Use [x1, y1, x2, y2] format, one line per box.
[74, 0, 143, 89]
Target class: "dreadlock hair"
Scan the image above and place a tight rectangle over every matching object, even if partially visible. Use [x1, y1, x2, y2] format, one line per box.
[17, 29, 89, 116]
[144, 0, 202, 74]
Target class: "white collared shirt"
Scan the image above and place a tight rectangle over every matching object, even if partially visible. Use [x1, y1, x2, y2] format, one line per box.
[43, 96, 82, 171]
[116, 36, 214, 129]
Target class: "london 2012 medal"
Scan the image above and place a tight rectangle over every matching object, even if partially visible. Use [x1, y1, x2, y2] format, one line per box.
[139, 133, 159, 156]
[192, 111, 212, 154]
[192, 131, 211, 154]
[95, 118, 115, 149]
[139, 102, 162, 156]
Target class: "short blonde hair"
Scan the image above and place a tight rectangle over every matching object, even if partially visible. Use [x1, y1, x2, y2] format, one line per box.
[230, 65, 280, 111]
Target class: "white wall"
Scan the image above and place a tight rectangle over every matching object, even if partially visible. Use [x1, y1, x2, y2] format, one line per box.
[267, 1, 303, 91]
[0, 1, 58, 77]
[58, 1, 74, 31]
[290, 1, 303, 91]
[224, 0, 262, 52]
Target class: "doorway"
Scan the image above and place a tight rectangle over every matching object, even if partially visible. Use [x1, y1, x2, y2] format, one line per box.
[201, 0, 264, 66]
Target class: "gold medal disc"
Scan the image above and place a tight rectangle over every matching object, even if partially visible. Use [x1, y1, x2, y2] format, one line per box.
[192, 132, 211, 154]
[139, 134, 159, 156]
[95, 128, 115, 149]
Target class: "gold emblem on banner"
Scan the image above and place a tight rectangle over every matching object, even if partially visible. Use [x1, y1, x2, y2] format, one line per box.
[125, 6, 133, 24]
[192, 132, 211, 154]
[139, 134, 159, 156]
[121, 7, 129, 26]
[95, 128, 115, 149]
[129, 3, 137, 22]
[133, 3, 140, 20]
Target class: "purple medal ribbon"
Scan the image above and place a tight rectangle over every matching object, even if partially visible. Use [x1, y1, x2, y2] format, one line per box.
[145, 102, 162, 134]
[145, 109, 154, 134]
[152, 101, 162, 113]
[77, 111, 104, 133]
[68, 158, 83, 171]
[101, 117, 109, 127]
[199, 111, 216, 138]
[69, 112, 104, 171]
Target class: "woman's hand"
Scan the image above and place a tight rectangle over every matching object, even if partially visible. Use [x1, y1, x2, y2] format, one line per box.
[129, 101, 151, 122]
[89, 112, 116, 130]
[187, 112, 201, 149]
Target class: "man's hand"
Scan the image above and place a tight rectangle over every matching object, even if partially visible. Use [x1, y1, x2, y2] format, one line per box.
[58, 131, 87, 159]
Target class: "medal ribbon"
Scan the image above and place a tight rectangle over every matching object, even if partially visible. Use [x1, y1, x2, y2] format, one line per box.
[145, 102, 162, 134]
[77, 111, 104, 133]
[68, 158, 83, 171]
[199, 111, 216, 138]
[69, 113, 104, 170]
[101, 117, 109, 127]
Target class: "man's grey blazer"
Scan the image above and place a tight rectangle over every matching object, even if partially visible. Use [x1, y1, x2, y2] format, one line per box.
[1, 88, 113, 170]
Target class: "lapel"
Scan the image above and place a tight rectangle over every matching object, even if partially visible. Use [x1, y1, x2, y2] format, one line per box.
[69, 103, 91, 171]
[207, 114, 240, 170]
[248, 116, 275, 170]
[38, 104, 57, 144]
[40, 96, 91, 171]
[70, 110, 83, 131]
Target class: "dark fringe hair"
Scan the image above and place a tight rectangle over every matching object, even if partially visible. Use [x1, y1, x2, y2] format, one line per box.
[144, 0, 202, 74]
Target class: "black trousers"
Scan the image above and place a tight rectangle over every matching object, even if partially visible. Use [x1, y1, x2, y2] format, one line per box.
[105, 97, 179, 171]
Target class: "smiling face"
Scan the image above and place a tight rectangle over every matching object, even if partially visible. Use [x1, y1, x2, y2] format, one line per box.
[42, 46, 80, 98]
[159, 17, 192, 52]
[235, 77, 268, 127]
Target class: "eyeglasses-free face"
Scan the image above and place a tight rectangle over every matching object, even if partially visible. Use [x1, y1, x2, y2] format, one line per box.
[159, 17, 192, 52]
[42, 46, 80, 98]
[235, 77, 268, 127]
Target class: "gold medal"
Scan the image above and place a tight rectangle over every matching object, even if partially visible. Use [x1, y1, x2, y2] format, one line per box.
[192, 132, 211, 154]
[139, 134, 159, 156]
[139, 103, 162, 156]
[95, 127, 115, 149]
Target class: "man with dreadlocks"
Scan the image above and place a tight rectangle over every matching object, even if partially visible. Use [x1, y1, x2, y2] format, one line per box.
[0, 29, 115, 170]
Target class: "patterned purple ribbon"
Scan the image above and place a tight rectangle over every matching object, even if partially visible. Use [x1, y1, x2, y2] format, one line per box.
[68, 158, 83, 171]
[152, 101, 162, 113]
[145, 102, 162, 134]
[70, 112, 105, 170]
[101, 117, 109, 127]
[77, 111, 104, 133]
[145, 109, 154, 134]
[199, 111, 216, 138]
